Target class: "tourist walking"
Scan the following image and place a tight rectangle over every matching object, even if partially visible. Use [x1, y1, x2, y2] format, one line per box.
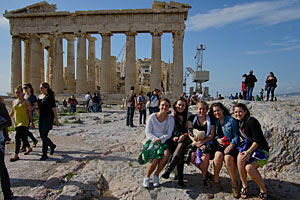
[148, 89, 160, 114]
[23, 83, 38, 147]
[234, 103, 269, 200]
[125, 86, 137, 127]
[9, 86, 34, 162]
[37, 82, 59, 160]
[245, 70, 257, 101]
[0, 98, 14, 200]
[209, 102, 240, 198]
[265, 72, 277, 101]
[143, 98, 174, 188]
[188, 101, 215, 187]
[161, 97, 191, 186]
[137, 91, 147, 125]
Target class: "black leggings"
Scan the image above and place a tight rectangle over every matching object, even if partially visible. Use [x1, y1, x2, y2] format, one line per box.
[15, 126, 30, 154]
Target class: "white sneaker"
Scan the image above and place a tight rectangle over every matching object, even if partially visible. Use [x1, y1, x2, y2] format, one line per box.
[143, 177, 150, 188]
[153, 175, 160, 187]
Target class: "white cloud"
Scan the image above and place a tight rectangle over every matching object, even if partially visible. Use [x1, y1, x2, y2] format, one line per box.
[0, 17, 9, 28]
[187, 0, 300, 31]
[242, 44, 300, 55]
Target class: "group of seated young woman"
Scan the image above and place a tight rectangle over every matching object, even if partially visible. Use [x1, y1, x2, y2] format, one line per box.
[143, 97, 269, 200]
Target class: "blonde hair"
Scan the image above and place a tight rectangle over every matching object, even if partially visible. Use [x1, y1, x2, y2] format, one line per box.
[193, 129, 206, 141]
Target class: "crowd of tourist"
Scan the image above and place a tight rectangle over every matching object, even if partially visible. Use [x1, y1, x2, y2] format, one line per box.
[0, 72, 274, 199]
[141, 99, 269, 200]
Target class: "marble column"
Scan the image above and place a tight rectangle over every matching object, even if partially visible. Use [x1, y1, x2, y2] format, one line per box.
[30, 36, 41, 93]
[10, 35, 22, 94]
[150, 31, 162, 91]
[100, 33, 112, 94]
[87, 35, 96, 92]
[65, 34, 76, 93]
[23, 38, 31, 84]
[172, 30, 184, 97]
[52, 34, 64, 94]
[125, 32, 137, 95]
[47, 37, 54, 88]
[76, 33, 87, 94]
[111, 56, 117, 93]
[40, 44, 44, 83]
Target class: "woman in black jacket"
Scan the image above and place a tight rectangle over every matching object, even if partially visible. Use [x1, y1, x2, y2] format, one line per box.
[234, 103, 269, 200]
[161, 97, 190, 186]
[0, 99, 13, 200]
[37, 82, 59, 160]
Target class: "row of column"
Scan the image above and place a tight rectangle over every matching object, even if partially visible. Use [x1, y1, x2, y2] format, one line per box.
[10, 30, 184, 97]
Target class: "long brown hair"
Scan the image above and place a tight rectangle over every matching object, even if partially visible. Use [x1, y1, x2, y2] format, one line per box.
[24, 83, 34, 95]
[40, 82, 54, 96]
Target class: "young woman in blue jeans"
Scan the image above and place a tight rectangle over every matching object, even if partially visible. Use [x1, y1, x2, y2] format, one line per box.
[209, 102, 240, 198]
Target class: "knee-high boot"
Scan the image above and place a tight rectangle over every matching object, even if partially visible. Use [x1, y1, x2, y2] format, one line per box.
[162, 156, 179, 179]
[177, 163, 185, 187]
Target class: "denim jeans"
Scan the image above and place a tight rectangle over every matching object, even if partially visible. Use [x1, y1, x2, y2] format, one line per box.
[266, 86, 275, 101]
[93, 103, 99, 112]
[126, 107, 135, 127]
[0, 140, 12, 199]
[85, 100, 89, 112]
[246, 87, 254, 101]
[39, 117, 56, 156]
[69, 105, 76, 113]
[139, 109, 146, 124]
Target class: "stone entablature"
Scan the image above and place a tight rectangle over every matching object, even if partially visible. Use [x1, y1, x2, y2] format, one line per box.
[4, 1, 190, 35]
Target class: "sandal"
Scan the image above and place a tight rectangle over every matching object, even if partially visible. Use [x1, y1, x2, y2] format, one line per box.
[240, 187, 249, 199]
[232, 187, 239, 199]
[257, 192, 267, 200]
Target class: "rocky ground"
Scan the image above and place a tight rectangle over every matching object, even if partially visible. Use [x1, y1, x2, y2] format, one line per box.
[2, 98, 300, 200]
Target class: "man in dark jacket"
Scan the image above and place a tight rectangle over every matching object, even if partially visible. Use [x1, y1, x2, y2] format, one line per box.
[246, 70, 257, 101]
[125, 86, 137, 127]
[0, 101, 13, 200]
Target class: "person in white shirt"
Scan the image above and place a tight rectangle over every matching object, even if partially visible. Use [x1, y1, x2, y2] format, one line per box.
[143, 98, 175, 188]
[84, 92, 91, 112]
[198, 91, 204, 101]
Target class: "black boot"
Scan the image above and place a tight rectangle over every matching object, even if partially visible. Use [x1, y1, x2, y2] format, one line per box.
[162, 156, 179, 179]
[177, 163, 185, 187]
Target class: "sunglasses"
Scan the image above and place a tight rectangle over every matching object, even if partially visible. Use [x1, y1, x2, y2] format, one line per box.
[23, 86, 28, 89]
[40, 87, 46, 89]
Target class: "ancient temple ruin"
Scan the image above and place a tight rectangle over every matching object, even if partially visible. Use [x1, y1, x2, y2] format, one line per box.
[4, 1, 190, 98]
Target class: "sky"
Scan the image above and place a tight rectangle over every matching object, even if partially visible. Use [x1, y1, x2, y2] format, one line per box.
[1, 0, 300, 97]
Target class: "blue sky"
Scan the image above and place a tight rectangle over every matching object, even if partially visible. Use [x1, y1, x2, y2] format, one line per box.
[1, 0, 300, 97]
